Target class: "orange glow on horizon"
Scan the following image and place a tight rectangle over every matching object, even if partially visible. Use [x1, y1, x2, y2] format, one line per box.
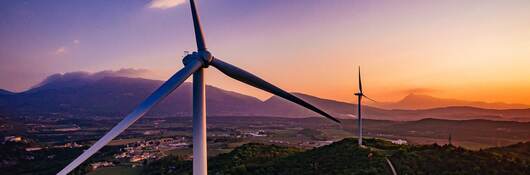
[2, 0, 530, 106]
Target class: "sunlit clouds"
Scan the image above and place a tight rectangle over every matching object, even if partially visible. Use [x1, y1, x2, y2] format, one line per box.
[148, 0, 186, 9]
[53, 40, 80, 55]
[36, 68, 155, 87]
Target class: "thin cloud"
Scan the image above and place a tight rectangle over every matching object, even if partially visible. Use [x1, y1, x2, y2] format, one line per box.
[54, 47, 67, 55]
[93, 68, 154, 78]
[54, 40, 79, 55]
[400, 88, 440, 95]
[148, 0, 186, 9]
[33, 68, 155, 89]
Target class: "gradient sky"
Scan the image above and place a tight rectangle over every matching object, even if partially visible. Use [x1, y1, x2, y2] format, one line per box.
[1, 0, 530, 105]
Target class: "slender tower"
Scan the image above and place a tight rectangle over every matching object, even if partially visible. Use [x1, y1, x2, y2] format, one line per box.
[448, 133, 452, 145]
[354, 66, 376, 146]
[354, 67, 364, 146]
[357, 94, 362, 146]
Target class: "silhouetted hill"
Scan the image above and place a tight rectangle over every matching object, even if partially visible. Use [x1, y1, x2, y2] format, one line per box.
[486, 142, 530, 162]
[0, 89, 14, 96]
[389, 142, 529, 174]
[1, 72, 530, 121]
[0, 74, 263, 117]
[144, 139, 391, 175]
[144, 138, 530, 175]
[143, 143, 303, 175]
[0, 89, 14, 106]
[375, 93, 529, 110]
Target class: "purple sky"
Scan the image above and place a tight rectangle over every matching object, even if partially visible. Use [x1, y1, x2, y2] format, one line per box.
[2, 0, 530, 104]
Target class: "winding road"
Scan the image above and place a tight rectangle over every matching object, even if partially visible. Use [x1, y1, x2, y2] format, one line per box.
[386, 157, 398, 175]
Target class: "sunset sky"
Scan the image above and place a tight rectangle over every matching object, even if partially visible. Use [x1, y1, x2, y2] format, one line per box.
[1, 0, 530, 105]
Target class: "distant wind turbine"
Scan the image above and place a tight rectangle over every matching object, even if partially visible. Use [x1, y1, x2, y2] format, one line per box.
[57, 0, 340, 175]
[354, 66, 376, 146]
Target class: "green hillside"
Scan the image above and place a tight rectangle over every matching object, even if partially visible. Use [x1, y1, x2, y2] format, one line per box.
[144, 138, 529, 175]
[390, 143, 529, 174]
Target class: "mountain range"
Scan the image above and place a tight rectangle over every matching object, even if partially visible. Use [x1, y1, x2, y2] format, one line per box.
[0, 72, 529, 122]
[372, 93, 529, 110]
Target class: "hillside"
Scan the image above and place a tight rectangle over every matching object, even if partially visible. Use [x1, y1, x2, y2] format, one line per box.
[0, 75, 264, 117]
[390, 142, 530, 174]
[143, 139, 530, 175]
[486, 142, 530, 163]
[0, 89, 14, 96]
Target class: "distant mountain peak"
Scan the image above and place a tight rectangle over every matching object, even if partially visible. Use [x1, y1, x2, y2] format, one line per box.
[402, 93, 431, 99]
[376, 93, 529, 110]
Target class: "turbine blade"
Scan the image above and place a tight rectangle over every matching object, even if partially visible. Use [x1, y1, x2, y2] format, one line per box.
[189, 0, 207, 51]
[210, 57, 341, 124]
[358, 66, 363, 93]
[57, 60, 203, 175]
[362, 95, 377, 103]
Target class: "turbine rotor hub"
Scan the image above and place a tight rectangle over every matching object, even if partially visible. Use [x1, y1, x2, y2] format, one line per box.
[183, 50, 213, 68]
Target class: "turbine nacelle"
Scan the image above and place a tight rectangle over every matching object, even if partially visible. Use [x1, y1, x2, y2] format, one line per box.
[183, 50, 213, 68]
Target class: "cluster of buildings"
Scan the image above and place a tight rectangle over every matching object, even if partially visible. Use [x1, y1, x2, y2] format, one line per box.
[4, 135, 23, 143]
[242, 130, 267, 137]
[114, 137, 190, 163]
[52, 142, 83, 148]
[2, 136, 43, 151]
[2, 135, 84, 152]
[90, 161, 114, 170]
[24, 142, 84, 152]
[391, 139, 408, 145]
[210, 128, 268, 138]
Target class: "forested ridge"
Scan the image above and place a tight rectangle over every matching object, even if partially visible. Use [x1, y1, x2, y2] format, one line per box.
[144, 138, 530, 175]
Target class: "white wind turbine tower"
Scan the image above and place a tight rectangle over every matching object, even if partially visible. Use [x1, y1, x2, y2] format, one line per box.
[354, 66, 376, 146]
[57, 0, 341, 175]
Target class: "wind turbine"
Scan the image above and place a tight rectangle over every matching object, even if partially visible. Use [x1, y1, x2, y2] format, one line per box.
[354, 66, 375, 146]
[57, 1, 340, 175]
